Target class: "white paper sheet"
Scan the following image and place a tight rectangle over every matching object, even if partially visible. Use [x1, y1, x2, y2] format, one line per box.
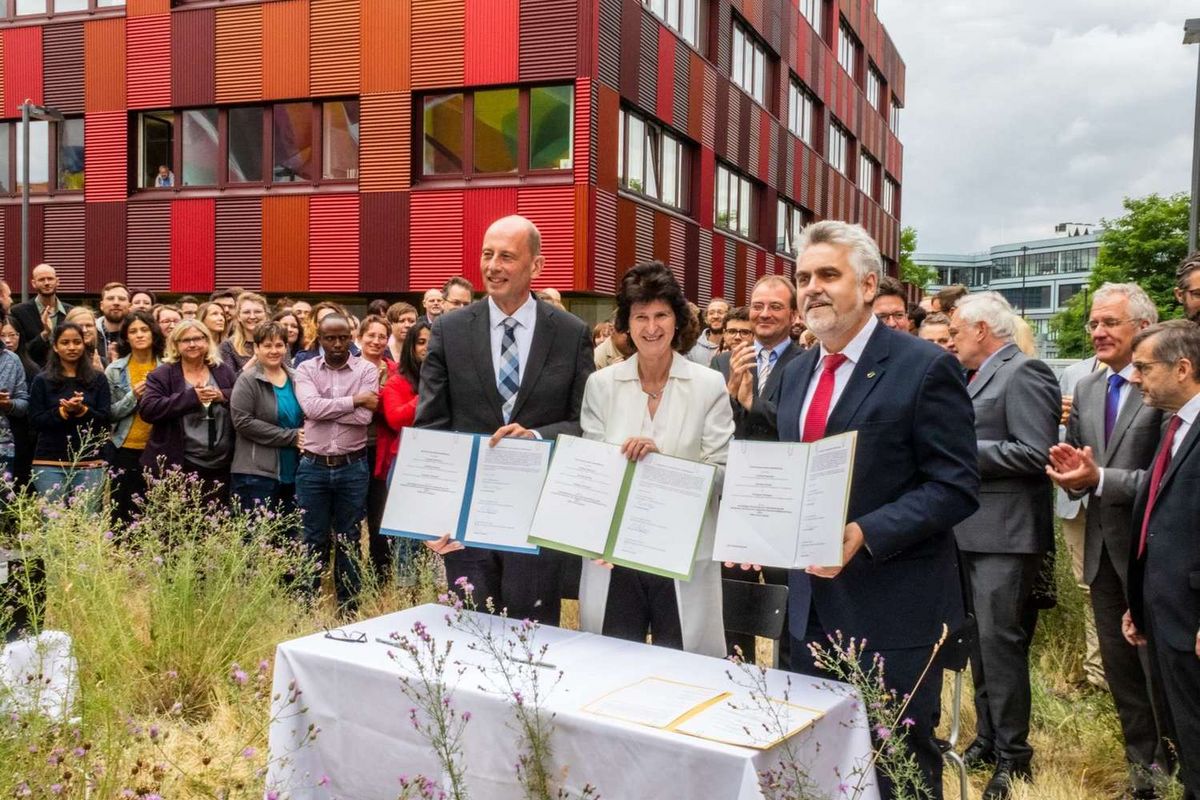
[381, 428, 474, 540]
[582, 677, 728, 729]
[794, 433, 856, 567]
[527, 435, 628, 556]
[462, 437, 552, 550]
[674, 694, 823, 749]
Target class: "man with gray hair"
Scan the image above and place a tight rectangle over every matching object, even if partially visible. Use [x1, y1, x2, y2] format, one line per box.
[949, 291, 1060, 798]
[738, 220, 980, 798]
[1045, 282, 1168, 798]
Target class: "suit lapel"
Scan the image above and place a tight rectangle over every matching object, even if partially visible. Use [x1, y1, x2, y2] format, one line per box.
[469, 305, 508, 419]
[1156, 415, 1200, 496]
[778, 347, 819, 441]
[508, 300, 554, 422]
[826, 325, 890, 433]
[1101, 382, 1143, 465]
[967, 343, 1017, 399]
[761, 342, 802, 400]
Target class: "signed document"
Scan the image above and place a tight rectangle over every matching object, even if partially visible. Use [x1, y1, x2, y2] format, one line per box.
[674, 694, 823, 749]
[712, 432, 857, 569]
[582, 677, 729, 729]
[382, 428, 552, 554]
[528, 436, 717, 581]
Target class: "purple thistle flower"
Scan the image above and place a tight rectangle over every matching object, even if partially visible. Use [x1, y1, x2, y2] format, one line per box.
[874, 724, 892, 740]
[242, 746, 256, 759]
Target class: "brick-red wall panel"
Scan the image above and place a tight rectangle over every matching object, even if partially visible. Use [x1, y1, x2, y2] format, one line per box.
[127, 202, 171, 293]
[43, 204, 85, 293]
[170, 199, 215, 294]
[85, 202, 126, 292]
[215, 198, 262, 291]
[43, 23, 83, 115]
[309, 194, 360, 293]
[172, 10, 214, 108]
[360, 191, 409, 292]
[3, 205, 44, 290]
[519, 0, 576, 82]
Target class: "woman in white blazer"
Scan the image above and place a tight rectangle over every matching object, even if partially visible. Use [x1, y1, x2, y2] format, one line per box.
[578, 262, 735, 657]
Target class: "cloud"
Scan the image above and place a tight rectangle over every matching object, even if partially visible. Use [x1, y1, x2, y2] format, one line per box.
[882, 1, 1198, 252]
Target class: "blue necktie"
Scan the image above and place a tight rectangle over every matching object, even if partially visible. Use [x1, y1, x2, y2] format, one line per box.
[1104, 373, 1126, 444]
[498, 318, 520, 423]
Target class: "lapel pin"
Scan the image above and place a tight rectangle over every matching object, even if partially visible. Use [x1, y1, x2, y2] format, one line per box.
[866, 371, 877, 379]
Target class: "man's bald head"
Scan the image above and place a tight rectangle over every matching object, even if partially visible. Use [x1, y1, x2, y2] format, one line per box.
[485, 215, 541, 259]
[31, 263, 58, 298]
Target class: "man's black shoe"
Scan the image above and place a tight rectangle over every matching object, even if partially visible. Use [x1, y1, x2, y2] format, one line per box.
[982, 758, 1033, 800]
[962, 738, 997, 769]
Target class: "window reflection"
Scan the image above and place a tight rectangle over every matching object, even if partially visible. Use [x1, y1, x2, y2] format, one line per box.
[182, 108, 219, 186]
[57, 118, 85, 190]
[322, 100, 360, 180]
[423, 93, 464, 175]
[273, 103, 314, 183]
[228, 106, 263, 183]
[529, 86, 572, 171]
[473, 89, 518, 173]
[16, 121, 49, 193]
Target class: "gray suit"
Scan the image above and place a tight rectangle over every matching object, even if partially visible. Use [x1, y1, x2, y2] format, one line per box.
[1066, 368, 1168, 786]
[955, 343, 1060, 762]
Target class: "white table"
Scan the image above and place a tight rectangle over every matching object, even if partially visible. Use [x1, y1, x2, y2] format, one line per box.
[267, 605, 879, 800]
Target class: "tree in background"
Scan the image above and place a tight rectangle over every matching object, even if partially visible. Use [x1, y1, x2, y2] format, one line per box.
[898, 226, 937, 291]
[1051, 192, 1190, 358]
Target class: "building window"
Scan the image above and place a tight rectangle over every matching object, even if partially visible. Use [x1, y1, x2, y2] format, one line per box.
[731, 20, 768, 106]
[715, 162, 756, 240]
[866, 65, 883, 111]
[882, 175, 898, 215]
[800, 0, 822, 36]
[136, 101, 358, 190]
[1058, 283, 1084, 307]
[787, 76, 815, 147]
[420, 84, 573, 180]
[890, 96, 901, 134]
[776, 198, 811, 256]
[643, 0, 701, 50]
[0, 118, 85, 195]
[7, 0, 122, 15]
[827, 119, 848, 175]
[837, 18, 859, 81]
[619, 108, 690, 212]
[857, 150, 876, 197]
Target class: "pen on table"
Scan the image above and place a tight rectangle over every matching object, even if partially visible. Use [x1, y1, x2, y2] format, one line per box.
[377, 638, 557, 670]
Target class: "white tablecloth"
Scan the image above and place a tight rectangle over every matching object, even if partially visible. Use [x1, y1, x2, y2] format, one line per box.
[267, 605, 879, 800]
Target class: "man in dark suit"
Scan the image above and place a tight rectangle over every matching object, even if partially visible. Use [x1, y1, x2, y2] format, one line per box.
[1122, 320, 1200, 799]
[744, 221, 979, 799]
[414, 215, 594, 625]
[947, 292, 1060, 798]
[1046, 283, 1168, 798]
[9, 263, 71, 366]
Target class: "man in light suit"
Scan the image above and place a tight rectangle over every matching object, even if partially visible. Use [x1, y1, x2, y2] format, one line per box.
[948, 292, 1060, 799]
[1046, 283, 1167, 798]
[738, 221, 980, 799]
[414, 215, 594, 625]
[1123, 320, 1200, 798]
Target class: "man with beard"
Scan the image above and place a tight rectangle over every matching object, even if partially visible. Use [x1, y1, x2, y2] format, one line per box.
[735, 220, 979, 799]
[1175, 252, 1200, 323]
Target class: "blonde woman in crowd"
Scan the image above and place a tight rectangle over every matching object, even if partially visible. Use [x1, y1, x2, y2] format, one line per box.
[220, 291, 269, 373]
[63, 306, 106, 370]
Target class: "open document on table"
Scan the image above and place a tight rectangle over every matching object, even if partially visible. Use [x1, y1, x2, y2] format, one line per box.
[527, 435, 717, 581]
[381, 428, 552, 554]
[712, 432, 857, 569]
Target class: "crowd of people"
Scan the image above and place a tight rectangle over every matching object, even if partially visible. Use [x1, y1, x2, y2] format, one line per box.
[2, 216, 1200, 800]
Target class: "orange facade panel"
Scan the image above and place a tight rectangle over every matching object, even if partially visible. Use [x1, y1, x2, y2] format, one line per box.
[310, 0, 360, 97]
[360, 92, 409, 192]
[261, 195, 309, 293]
[263, 0, 308, 101]
[84, 18, 124, 112]
[362, 0, 408, 93]
[410, 0, 464, 90]
[214, 4, 262, 104]
[127, 0, 169, 16]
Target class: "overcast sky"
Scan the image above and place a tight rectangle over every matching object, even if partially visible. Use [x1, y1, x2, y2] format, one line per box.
[880, 1, 1198, 253]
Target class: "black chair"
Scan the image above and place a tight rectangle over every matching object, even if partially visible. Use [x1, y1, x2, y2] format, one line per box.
[722, 578, 790, 668]
[934, 614, 977, 800]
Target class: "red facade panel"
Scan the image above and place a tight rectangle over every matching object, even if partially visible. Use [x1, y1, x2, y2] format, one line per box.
[518, 186, 575, 289]
[519, 0, 577, 82]
[42, 23, 84, 115]
[362, 0, 409, 93]
[465, 0, 518, 86]
[126, 202, 171, 292]
[85, 202, 126, 292]
[263, 0, 309, 101]
[309, 194, 360, 293]
[596, 85, 619, 193]
[83, 19, 122, 113]
[409, 190, 463, 289]
[573, 183, 591, 289]
[261, 195, 308, 293]
[655, 26, 674, 126]
[84, 111, 127, 203]
[410, 0, 464, 90]
[5, 27, 43, 119]
[573, 78, 592, 187]
[310, 0, 360, 97]
[170, 199, 215, 294]
[462, 187, 518, 288]
[43, 204, 85, 293]
[125, 15, 171, 110]
[360, 191, 409, 292]
[215, 198, 263, 291]
[172, 10, 215, 108]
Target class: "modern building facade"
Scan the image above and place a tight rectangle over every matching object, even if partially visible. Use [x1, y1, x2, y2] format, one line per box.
[0, 0, 903, 315]
[916, 223, 1101, 358]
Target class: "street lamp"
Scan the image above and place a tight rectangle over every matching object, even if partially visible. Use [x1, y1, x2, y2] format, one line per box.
[1019, 245, 1028, 318]
[20, 100, 63, 304]
[1185, 19, 1200, 255]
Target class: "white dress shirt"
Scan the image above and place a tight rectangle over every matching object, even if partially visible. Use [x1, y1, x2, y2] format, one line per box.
[1094, 362, 1136, 496]
[799, 314, 879, 428]
[487, 294, 538, 387]
[1171, 390, 1200, 458]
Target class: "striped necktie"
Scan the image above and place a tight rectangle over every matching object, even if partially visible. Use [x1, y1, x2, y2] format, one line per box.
[758, 347, 778, 391]
[498, 317, 520, 423]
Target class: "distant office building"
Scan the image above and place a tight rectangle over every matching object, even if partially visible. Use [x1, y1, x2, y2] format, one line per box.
[915, 223, 1101, 358]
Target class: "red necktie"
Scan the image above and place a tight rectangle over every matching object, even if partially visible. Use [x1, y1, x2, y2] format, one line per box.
[1137, 414, 1183, 558]
[802, 353, 848, 443]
